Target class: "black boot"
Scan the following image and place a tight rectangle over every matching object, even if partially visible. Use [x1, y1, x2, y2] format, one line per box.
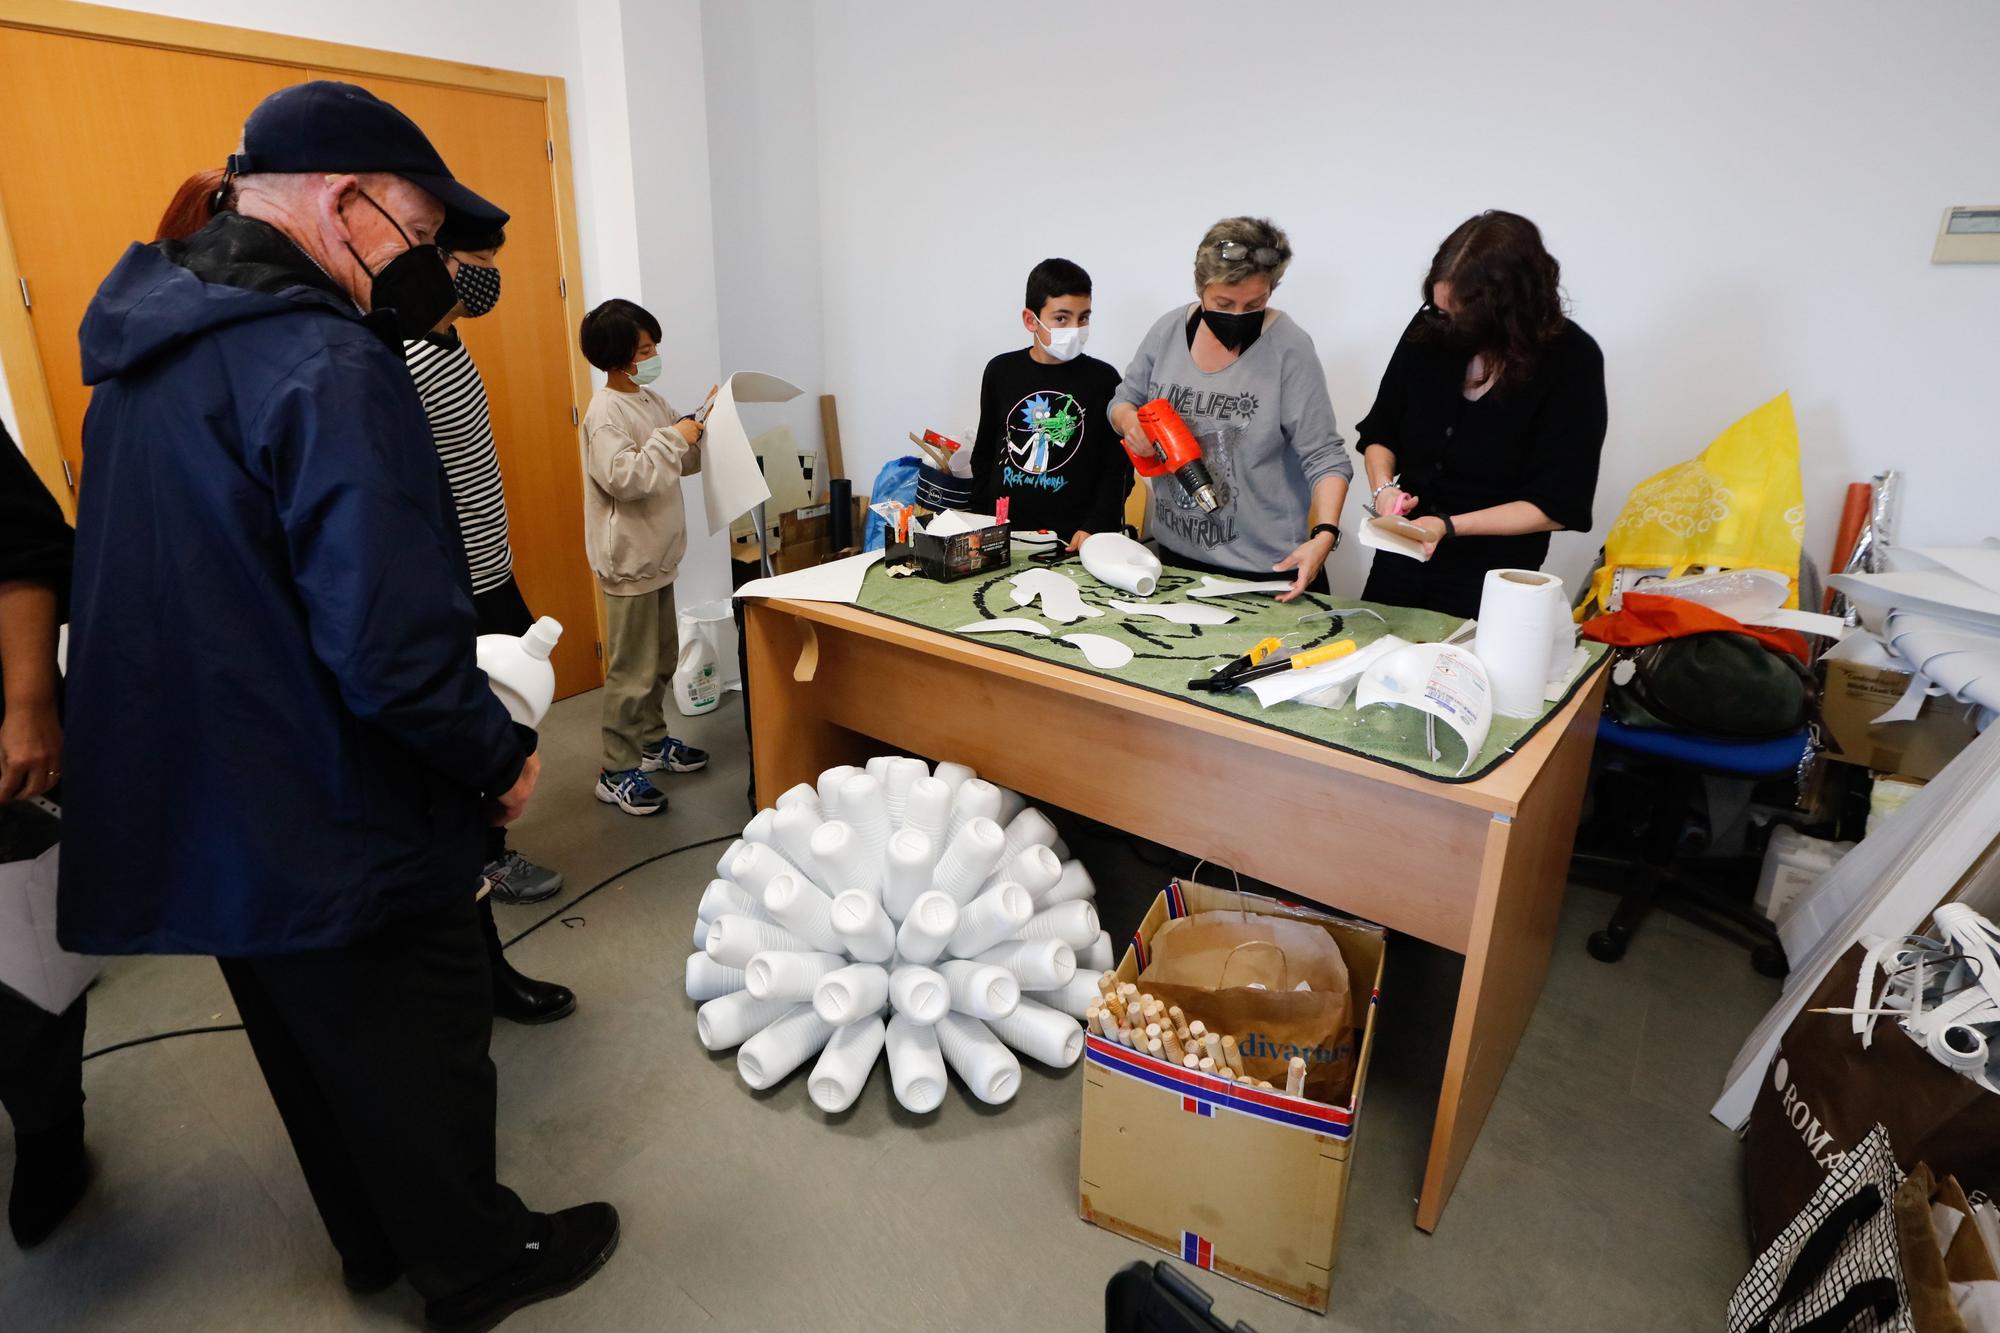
[9, 1113, 89, 1248]
[424, 1203, 619, 1333]
[480, 898, 575, 1025]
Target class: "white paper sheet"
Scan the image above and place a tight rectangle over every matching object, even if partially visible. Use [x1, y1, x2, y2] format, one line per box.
[733, 550, 883, 604]
[1748, 608, 1852, 638]
[702, 371, 804, 536]
[1185, 576, 1296, 599]
[1246, 635, 1410, 707]
[924, 510, 999, 538]
[1356, 515, 1433, 562]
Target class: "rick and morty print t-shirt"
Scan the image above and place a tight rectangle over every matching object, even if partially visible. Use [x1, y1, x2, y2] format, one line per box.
[968, 348, 1131, 538]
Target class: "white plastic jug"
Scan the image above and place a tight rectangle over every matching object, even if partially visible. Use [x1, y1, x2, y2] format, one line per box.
[674, 636, 721, 716]
[477, 617, 563, 728]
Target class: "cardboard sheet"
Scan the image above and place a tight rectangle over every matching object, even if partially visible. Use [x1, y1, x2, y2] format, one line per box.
[1355, 515, 1433, 562]
[701, 371, 804, 536]
[733, 550, 883, 604]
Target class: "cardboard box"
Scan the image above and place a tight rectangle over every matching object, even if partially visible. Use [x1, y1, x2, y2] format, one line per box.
[1821, 658, 1980, 781]
[1079, 880, 1385, 1314]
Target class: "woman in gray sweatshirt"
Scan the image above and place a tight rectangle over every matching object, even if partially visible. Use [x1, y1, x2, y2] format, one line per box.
[1110, 217, 1353, 601]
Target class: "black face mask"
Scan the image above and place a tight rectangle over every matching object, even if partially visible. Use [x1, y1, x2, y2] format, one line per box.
[345, 191, 458, 339]
[1200, 307, 1265, 353]
[453, 261, 501, 319]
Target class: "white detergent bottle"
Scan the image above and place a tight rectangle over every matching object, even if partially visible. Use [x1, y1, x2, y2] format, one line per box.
[477, 616, 563, 728]
[674, 636, 721, 716]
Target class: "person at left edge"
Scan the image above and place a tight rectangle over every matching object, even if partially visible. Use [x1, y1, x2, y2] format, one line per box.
[968, 258, 1131, 550]
[58, 81, 618, 1328]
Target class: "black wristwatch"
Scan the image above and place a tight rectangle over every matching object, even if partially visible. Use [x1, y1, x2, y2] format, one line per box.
[1440, 514, 1457, 540]
[1310, 523, 1341, 550]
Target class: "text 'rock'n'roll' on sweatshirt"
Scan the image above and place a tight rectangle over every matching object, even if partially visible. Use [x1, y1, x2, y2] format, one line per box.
[968, 348, 1131, 538]
[1112, 306, 1352, 576]
[580, 384, 701, 597]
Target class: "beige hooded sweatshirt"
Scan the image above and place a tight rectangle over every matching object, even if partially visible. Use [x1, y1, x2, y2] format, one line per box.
[580, 384, 702, 596]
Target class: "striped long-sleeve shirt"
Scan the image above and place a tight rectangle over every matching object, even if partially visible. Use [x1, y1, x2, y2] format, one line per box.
[404, 332, 514, 593]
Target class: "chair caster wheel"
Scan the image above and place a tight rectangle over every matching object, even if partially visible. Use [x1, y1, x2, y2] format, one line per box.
[1587, 930, 1627, 963]
[1751, 943, 1788, 979]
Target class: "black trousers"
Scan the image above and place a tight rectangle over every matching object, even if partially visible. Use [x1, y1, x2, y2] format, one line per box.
[216, 896, 531, 1298]
[0, 986, 85, 1135]
[1157, 547, 1331, 595]
[472, 576, 535, 866]
[1359, 548, 1499, 620]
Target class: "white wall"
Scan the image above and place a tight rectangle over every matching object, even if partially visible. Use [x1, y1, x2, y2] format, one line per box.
[768, 0, 2000, 591]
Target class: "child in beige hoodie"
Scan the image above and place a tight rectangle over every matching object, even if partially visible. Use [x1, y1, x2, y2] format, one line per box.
[578, 299, 715, 815]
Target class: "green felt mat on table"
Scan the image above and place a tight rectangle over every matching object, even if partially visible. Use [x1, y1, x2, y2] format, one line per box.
[851, 553, 1605, 782]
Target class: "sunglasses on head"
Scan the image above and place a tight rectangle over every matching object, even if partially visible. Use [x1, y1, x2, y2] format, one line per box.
[1215, 240, 1284, 266]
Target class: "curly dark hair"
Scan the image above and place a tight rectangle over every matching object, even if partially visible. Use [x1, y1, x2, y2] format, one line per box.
[1417, 211, 1566, 386]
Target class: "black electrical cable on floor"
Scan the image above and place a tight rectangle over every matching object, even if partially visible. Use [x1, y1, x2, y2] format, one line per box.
[78, 830, 740, 1063]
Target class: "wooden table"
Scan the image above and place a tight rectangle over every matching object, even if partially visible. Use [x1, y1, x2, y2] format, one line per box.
[743, 595, 1608, 1231]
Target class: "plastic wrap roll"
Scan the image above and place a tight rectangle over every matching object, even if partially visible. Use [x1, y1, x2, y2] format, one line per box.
[775, 782, 820, 815]
[812, 963, 890, 1025]
[883, 756, 928, 827]
[816, 764, 857, 821]
[829, 890, 898, 963]
[686, 952, 747, 1002]
[901, 776, 952, 851]
[809, 1016, 886, 1113]
[729, 842, 814, 900]
[933, 817, 1006, 906]
[772, 804, 828, 885]
[983, 844, 1062, 900]
[885, 1014, 947, 1112]
[984, 995, 1085, 1068]
[738, 1004, 837, 1090]
[1078, 930, 1115, 973]
[947, 779, 1003, 845]
[761, 873, 847, 954]
[742, 807, 778, 847]
[888, 964, 949, 1025]
[934, 1013, 1022, 1105]
[697, 990, 795, 1051]
[882, 829, 939, 921]
[705, 914, 813, 969]
[698, 877, 770, 925]
[946, 882, 1035, 959]
[838, 774, 891, 886]
[1011, 900, 1100, 950]
[937, 959, 1020, 1021]
[974, 938, 1075, 990]
[998, 808, 1059, 866]
[1023, 972, 1103, 1020]
[931, 762, 976, 799]
[1473, 568, 1567, 719]
[743, 949, 848, 1002]
[894, 890, 959, 966]
[1036, 860, 1096, 910]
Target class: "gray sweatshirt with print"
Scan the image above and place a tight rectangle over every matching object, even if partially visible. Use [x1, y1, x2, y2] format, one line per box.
[1111, 306, 1351, 574]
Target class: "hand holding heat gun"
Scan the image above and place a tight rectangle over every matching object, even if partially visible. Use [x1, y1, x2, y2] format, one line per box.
[1124, 400, 1222, 514]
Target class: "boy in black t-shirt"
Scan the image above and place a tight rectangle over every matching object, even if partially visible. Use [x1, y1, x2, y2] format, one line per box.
[969, 258, 1131, 549]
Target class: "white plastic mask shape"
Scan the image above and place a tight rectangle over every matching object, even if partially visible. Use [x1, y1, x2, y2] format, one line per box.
[1107, 599, 1236, 626]
[1078, 532, 1162, 597]
[952, 618, 1053, 637]
[1008, 568, 1102, 624]
[1355, 642, 1492, 776]
[1060, 633, 1135, 670]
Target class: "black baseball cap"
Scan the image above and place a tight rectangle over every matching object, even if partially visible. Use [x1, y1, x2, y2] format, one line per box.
[225, 81, 508, 234]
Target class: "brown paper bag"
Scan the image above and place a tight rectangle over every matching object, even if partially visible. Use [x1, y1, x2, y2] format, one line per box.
[1139, 910, 1356, 1103]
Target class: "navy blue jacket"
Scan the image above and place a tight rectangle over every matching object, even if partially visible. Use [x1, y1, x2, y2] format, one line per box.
[57, 214, 532, 956]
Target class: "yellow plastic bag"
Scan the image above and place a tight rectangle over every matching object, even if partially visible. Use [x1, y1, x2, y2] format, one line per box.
[1582, 392, 1805, 617]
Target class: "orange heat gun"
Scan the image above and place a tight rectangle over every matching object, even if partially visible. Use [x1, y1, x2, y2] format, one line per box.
[1126, 400, 1222, 514]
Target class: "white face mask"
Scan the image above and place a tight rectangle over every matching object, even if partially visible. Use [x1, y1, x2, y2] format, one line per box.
[1034, 315, 1089, 362]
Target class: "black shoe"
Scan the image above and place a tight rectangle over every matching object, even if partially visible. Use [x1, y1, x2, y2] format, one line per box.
[493, 961, 577, 1026]
[424, 1203, 620, 1333]
[343, 1255, 404, 1295]
[9, 1115, 89, 1249]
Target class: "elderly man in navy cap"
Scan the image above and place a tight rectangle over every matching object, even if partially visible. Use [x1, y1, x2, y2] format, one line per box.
[58, 81, 615, 1329]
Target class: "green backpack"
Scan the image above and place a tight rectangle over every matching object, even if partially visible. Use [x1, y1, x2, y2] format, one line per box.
[1607, 631, 1815, 738]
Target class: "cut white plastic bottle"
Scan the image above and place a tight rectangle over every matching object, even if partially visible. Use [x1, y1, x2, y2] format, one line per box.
[673, 635, 721, 716]
[809, 1016, 887, 1113]
[477, 617, 563, 728]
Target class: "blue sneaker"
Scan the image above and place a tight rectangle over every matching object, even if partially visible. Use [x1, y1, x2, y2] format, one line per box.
[595, 768, 667, 816]
[640, 737, 708, 774]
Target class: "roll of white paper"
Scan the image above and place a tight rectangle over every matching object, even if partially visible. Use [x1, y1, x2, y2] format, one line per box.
[686, 952, 747, 1001]
[816, 764, 858, 821]
[829, 890, 897, 963]
[1036, 860, 1096, 910]
[761, 873, 847, 954]
[937, 959, 1020, 1020]
[812, 963, 890, 1025]
[931, 762, 976, 799]
[894, 890, 960, 966]
[984, 995, 1085, 1068]
[998, 808, 1060, 866]
[743, 949, 848, 1001]
[994, 787, 1027, 829]
[933, 817, 1006, 906]
[984, 844, 1062, 900]
[901, 776, 952, 851]
[1011, 900, 1100, 950]
[742, 807, 778, 847]
[838, 773, 891, 885]
[888, 964, 949, 1025]
[883, 756, 928, 828]
[771, 804, 827, 885]
[808, 1015, 886, 1113]
[692, 918, 708, 951]
[886, 1014, 948, 1112]
[1023, 971, 1104, 1020]
[705, 915, 813, 969]
[810, 820, 879, 905]
[729, 842, 814, 900]
[1078, 930, 1115, 972]
[947, 779, 1003, 845]
[697, 990, 796, 1051]
[974, 937, 1075, 990]
[934, 1012, 1022, 1105]
[698, 877, 770, 925]
[737, 1004, 837, 1090]
[775, 782, 820, 816]
[1473, 568, 1568, 719]
[946, 882, 1035, 959]
[882, 829, 939, 921]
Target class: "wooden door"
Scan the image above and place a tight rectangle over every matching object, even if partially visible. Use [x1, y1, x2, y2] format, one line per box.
[0, 30, 601, 697]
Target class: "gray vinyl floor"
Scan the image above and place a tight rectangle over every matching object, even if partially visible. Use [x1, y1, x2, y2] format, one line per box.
[1, 690, 1777, 1331]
